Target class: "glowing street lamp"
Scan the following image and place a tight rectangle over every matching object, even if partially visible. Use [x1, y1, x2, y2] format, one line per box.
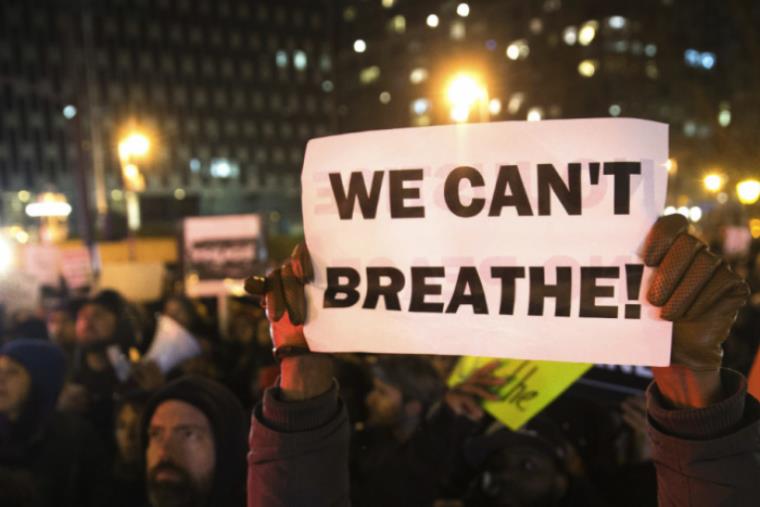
[736, 179, 760, 205]
[445, 73, 488, 123]
[118, 132, 150, 160]
[118, 130, 153, 247]
[703, 173, 724, 193]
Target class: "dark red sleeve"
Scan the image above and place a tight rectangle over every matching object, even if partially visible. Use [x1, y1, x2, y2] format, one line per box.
[247, 380, 350, 507]
[647, 369, 760, 506]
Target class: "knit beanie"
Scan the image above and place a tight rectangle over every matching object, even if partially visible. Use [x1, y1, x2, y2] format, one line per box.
[141, 376, 248, 507]
[0, 339, 67, 426]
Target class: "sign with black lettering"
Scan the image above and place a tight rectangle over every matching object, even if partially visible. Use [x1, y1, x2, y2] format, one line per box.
[183, 214, 264, 297]
[302, 119, 671, 365]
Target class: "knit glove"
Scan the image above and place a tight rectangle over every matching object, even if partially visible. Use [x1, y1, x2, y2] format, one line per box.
[642, 214, 749, 371]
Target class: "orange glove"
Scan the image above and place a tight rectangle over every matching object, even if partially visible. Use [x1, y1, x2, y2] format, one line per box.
[244, 243, 313, 349]
[642, 215, 749, 371]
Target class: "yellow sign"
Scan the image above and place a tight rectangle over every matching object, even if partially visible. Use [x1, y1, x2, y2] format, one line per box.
[448, 356, 592, 430]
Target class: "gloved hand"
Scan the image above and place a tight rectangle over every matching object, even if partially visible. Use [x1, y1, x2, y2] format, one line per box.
[244, 243, 313, 350]
[642, 214, 749, 371]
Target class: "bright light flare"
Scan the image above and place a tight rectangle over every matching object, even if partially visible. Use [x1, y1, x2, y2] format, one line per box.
[445, 73, 486, 123]
[488, 98, 502, 115]
[26, 202, 72, 218]
[527, 107, 543, 122]
[118, 132, 150, 159]
[578, 20, 598, 46]
[736, 179, 760, 205]
[578, 59, 597, 77]
[703, 173, 724, 192]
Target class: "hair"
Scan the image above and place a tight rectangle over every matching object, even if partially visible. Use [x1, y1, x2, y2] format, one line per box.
[163, 294, 203, 334]
[371, 355, 446, 410]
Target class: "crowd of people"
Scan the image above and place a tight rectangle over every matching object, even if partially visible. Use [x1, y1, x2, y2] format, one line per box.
[0, 215, 758, 507]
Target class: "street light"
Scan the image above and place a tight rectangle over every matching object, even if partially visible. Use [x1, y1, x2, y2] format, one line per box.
[119, 132, 150, 159]
[445, 72, 488, 123]
[118, 129, 152, 259]
[703, 173, 724, 192]
[736, 179, 760, 205]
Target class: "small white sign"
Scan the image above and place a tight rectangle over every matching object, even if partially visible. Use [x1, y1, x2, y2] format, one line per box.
[183, 214, 263, 297]
[145, 315, 202, 374]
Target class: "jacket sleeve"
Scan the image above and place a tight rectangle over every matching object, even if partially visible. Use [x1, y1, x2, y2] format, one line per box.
[646, 369, 760, 507]
[248, 379, 350, 507]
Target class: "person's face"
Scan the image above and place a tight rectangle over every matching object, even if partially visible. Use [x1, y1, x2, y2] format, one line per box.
[47, 310, 76, 346]
[0, 356, 31, 421]
[76, 304, 117, 345]
[164, 300, 192, 330]
[365, 377, 403, 427]
[146, 400, 215, 507]
[480, 444, 567, 507]
[115, 403, 142, 464]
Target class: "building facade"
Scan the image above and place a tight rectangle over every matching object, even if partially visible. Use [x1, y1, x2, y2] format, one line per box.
[0, 0, 336, 236]
[332, 0, 760, 205]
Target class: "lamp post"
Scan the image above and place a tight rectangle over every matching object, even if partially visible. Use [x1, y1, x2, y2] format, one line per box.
[118, 131, 150, 260]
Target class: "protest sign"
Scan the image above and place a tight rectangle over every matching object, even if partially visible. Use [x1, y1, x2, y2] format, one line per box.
[60, 246, 93, 290]
[99, 262, 165, 302]
[22, 244, 61, 286]
[449, 356, 592, 430]
[145, 315, 201, 374]
[184, 214, 264, 297]
[302, 118, 671, 365]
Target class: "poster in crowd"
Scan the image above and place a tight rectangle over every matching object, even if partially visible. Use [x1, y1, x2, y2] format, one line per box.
[301, 118, 672, 366]
[183, 214, 264, 297]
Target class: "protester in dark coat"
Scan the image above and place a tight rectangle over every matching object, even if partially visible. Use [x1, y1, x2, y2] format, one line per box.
[64, 289, 142, 449]
[141, 376, 249, 507]
[351, 356, 491, 507]
[0, 339, 111, 507]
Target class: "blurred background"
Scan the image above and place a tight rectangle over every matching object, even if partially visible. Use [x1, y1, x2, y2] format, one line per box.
[0, 0, 758, 289]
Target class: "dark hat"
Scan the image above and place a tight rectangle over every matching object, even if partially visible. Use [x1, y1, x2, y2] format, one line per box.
[87, 289, 128, 317]
[141, 376, 248, 507]
[0, 339, 67, 426]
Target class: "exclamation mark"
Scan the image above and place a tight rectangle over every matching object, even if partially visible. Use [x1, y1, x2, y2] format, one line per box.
[625, 264, 643, 319]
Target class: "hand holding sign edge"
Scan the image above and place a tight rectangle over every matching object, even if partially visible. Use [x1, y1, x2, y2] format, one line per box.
[245, 243, 332, 401]
[642, 214, 749, 408]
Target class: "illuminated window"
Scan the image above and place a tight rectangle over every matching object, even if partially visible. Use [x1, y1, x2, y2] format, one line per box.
[409, 68, 428, 84]
[359, 66, 381, 84]
[577, 59, 598, 77]
[389, 15, 406, 33]
[450, 21, 466, 40]
[411, 98, 430, 115]
[293, 50, 307, 70]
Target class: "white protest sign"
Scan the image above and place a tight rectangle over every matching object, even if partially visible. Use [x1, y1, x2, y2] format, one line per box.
[302, 119, 672, 366]
[144, 315, 202, 374]
[183, 214, 263, 297]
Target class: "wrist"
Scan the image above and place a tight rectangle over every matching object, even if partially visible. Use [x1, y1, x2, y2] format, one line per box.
[652, 365, 723, 409]
[279, 354, 334, 401]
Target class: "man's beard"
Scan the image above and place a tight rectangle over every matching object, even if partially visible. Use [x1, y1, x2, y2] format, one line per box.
[147, 461, 211, 507]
